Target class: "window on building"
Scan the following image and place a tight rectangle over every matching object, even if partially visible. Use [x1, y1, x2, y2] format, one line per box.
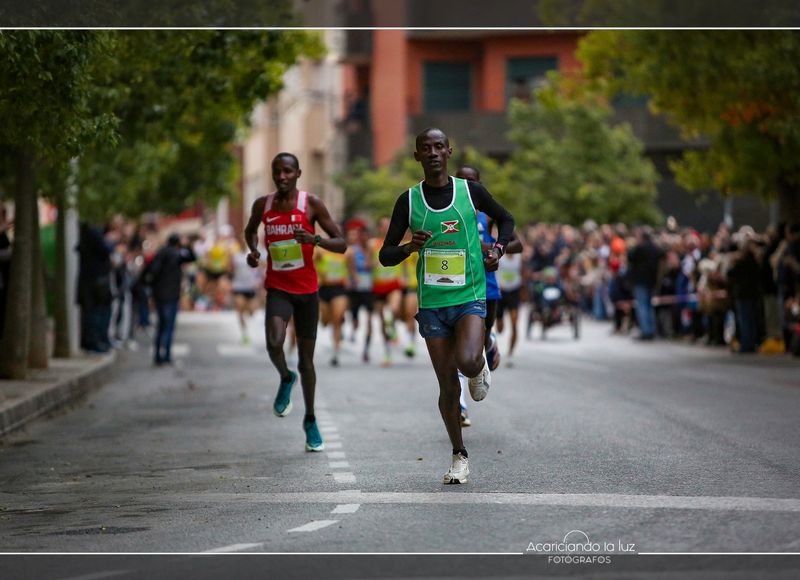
[424, 62, 472, 112]
[506, 57, 557, 103]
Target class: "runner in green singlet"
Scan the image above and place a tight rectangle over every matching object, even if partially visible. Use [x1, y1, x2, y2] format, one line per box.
[379, 128, 515, 484]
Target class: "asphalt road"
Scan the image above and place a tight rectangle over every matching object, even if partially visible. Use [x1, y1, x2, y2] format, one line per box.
[1, 309, 798, 564]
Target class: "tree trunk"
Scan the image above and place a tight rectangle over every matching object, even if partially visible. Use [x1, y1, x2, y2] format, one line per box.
[53, 188, 71, 358]
[0, 149, 35, 379]
[28, 193, 49, 369]
[779, 188, 800, 225]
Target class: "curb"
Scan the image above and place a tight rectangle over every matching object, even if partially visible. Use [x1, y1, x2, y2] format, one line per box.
[0, 352, 117, 439]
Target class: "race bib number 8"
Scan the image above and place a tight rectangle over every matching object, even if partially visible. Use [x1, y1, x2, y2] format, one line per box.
[269, 239, 304, 271]
[423, 249, 466, 287]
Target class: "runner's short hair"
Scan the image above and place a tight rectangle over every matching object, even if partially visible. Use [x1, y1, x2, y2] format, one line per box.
[273, 152, 300, 169]
[415, 128, 449, 150]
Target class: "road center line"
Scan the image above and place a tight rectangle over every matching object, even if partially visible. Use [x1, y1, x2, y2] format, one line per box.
[203, 542, 263, 553]
[183, 491, 800, 513]
[328, 461, 350, 469]
[287, 520, 338, 533]
[327, 451, 346, 459]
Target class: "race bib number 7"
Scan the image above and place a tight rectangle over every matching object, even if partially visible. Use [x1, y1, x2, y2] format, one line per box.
[269, 239, 304, 271]
[423, 249, 466, 287]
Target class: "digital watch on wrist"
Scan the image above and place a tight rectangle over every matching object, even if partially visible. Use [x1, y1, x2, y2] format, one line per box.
[493, 242, 506, 258]
[314, 234, 322, 246]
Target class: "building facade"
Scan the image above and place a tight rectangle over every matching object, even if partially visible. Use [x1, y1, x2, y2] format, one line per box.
[337, 0, 771, 230]
[239, 24, 347, 232]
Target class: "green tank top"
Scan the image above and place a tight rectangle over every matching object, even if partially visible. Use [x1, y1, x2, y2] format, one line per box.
[409, 177, 486, 309]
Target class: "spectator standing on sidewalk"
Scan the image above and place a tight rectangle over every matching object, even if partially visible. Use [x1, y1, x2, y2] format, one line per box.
[0, 204, 12, 339]
[727, 236, 762, 353]
[759, 225, 784, 353]
[628, 227, 665, 341]
[145, 234, 196, 366]
[76, 222, 116, 353]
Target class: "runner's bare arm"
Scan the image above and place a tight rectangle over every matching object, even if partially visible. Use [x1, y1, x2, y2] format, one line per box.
[295, 194, 347, 253]
[244, 197, 267, 267]
[506, 232, 524, 254]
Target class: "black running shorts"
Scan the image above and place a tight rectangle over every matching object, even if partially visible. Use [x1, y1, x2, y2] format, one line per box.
[266, 288, 319, 340]
[319, 284, 348, 303]
[498, 288, 522, 318]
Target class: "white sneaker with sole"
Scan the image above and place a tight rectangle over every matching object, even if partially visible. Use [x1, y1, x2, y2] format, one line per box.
[467, 360, 491, 401]
[443, 453, 469, 484]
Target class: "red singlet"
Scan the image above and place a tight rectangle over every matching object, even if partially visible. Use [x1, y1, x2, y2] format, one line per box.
[261, 190, 318, 294]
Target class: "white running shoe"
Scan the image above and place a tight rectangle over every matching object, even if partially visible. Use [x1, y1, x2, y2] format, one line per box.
[443, 453, 469, 484]
[467, 360, 491, 401]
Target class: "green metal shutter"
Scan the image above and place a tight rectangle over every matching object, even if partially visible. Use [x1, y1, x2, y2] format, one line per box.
[424, 62, 472, 112]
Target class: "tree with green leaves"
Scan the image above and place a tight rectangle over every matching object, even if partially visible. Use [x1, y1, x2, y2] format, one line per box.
[1, 30, 324, 375]
[578, 30, 800, 223]
[503, 75, 661, 226]
[0, 31, 116, 379]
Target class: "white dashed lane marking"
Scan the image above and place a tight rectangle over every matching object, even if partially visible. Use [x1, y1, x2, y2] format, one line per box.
[327, 451, 346, 459]
[216, 344, 258, 357]
[331, 504, 361, 514]
[325, 442, 343, 450]
[329, 461, 350, 469]
[203, 542, 263, 553]
[287, 520, 339, 533]
[332, 472, 357, 484]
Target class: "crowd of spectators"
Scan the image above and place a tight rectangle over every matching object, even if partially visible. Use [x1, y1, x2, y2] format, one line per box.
[2, 199, 798, 360]
[73, 218, 262, 361]
[519, 219, 800, 356]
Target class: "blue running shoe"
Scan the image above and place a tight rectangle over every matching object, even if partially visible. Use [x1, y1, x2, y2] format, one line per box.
[303, 417, 325, 452]
[273, 371, 296, 417]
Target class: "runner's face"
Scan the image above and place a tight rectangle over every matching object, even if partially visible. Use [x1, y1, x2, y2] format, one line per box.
[414, 132, 451, 176]
[272, 158, 300, 194]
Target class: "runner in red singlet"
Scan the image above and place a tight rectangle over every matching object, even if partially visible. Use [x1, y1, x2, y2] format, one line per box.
[244, 153, 346, 452]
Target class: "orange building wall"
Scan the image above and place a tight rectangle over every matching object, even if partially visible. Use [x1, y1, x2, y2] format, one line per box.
[371, 30, 408, 166]
[370, 31, 584, 166]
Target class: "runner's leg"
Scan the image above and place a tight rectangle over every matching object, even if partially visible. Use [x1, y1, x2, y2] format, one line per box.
[425, 336, 463, 452]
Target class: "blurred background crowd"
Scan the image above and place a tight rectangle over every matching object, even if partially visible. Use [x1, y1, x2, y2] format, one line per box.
[28, 211, 795, 361]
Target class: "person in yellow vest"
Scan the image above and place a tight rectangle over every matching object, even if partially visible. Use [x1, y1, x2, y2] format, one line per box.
[203, 224, 239, 310]
[315, 244, 350, 366]
[371, 217, 405, 367]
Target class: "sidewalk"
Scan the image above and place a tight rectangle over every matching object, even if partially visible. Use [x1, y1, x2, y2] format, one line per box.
[0, 353, 116, 438]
